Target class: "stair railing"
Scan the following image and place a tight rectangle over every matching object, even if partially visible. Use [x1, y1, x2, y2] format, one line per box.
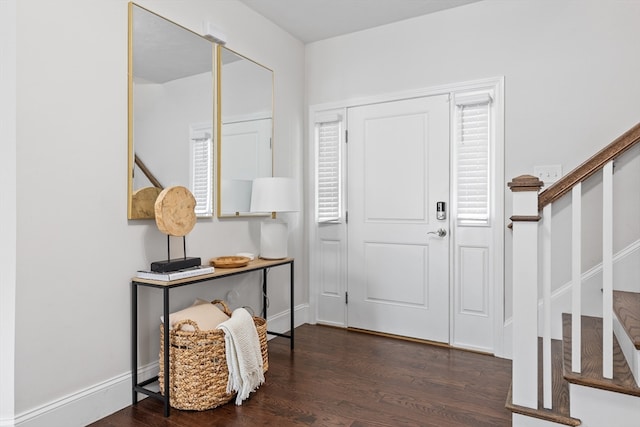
[509, 122, 640, 411]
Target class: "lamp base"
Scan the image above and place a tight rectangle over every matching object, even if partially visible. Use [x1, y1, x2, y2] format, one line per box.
[259, 219, 288, 259]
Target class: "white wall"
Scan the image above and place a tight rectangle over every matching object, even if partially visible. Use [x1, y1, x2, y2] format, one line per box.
[7, 0, 304, 425]
[306, 0, 640, 322]
[222, 56, 273, 121]
[1, 0, 18, 424]
[134, 72, 213, 189]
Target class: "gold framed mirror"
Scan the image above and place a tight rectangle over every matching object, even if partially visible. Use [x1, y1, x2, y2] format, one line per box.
[128, 3, 215, 219]
[216, 45, 274, 217]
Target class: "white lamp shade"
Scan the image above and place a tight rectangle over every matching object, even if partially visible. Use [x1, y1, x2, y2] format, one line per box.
[250, 177, 299, 213]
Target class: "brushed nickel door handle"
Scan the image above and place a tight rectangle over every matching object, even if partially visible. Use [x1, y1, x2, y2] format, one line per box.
[427, 228, 447, 238]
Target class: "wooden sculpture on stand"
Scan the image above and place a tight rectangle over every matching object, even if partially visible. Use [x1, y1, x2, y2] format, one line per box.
[151, 186, 201, 272]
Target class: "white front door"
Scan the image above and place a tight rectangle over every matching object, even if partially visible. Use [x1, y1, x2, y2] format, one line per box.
[347, 95, 450, 343]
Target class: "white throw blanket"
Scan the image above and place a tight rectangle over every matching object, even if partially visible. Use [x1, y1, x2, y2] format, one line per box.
[217, 308, 265, 405]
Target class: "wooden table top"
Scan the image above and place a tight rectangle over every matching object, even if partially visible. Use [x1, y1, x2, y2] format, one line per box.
[132, 257, 293, 286]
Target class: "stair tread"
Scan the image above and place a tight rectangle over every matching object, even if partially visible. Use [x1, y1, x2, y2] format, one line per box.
[505, 338, 581, 426]
[506, 386, 581, 426]
[613, 290, 640, 349]
[562, 313, 640, 397]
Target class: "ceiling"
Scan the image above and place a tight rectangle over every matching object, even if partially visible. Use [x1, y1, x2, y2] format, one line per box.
[238, 0, 481, 44]
[132, 5, 213, 84]
[132, 0, 482, 83]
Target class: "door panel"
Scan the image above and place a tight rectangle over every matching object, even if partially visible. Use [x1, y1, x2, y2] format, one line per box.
[316, 236, 346, 324]
[364, 243, 427, 305]
[313, 109, 348, 327]
[347, 95, 450, 343]
[363, 114, 427, 220]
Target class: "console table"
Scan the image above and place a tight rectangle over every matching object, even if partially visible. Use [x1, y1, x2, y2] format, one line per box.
[131, 257, 294, 417]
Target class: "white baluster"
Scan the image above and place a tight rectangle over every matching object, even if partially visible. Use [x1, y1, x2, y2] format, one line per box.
[542, 204, 552, 409]
[571, 184, 582, 373]
[602, 161, 614, 379]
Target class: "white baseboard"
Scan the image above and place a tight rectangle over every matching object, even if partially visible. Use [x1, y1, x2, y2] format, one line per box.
[12, 363, 157, 427]
[265, 303, 309, 339]
[513, 384, 640, 427]
[8, 304, 310, 427]
[315, 320, 345, 328]
[570, 383, 640, 426]
[512, 413, 568, 427]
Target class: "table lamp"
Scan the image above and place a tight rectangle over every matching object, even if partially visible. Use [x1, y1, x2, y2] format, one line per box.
[250, 177, 299, 259]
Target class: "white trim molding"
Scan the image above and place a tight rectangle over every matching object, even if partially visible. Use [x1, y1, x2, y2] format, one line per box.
[11, 363, 157, 427]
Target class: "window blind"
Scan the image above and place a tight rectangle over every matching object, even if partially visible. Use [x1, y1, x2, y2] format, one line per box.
[316, 116, 342, 222]
[191, 133, 213, 216]
[455, 94, 492, 224]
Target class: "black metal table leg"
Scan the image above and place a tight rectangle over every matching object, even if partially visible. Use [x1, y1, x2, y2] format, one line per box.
[131, 282, 138, 404]
[162, 288, 171, 417]
[262, 268, 268, 319]
[290, 260, 294, 350]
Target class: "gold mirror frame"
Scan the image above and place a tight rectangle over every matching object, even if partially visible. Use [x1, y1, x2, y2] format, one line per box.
[216, 45, 274, 217]
[127, 3, 215, 219]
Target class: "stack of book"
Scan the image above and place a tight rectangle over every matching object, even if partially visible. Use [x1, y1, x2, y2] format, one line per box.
[135, 265, 215, 281]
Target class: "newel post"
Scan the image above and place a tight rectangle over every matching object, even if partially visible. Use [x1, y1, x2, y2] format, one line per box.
[508, 175, 543, 409]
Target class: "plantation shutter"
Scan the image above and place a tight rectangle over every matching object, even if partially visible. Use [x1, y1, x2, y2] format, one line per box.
[316, 114, 343, 223]
[191, 131, 213, 216]
[455, 94, 492, 225]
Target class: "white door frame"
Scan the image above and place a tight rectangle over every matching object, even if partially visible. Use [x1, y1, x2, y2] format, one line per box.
[307, 77, 505, 357]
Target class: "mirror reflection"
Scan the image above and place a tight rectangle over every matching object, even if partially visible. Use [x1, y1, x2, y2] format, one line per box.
[128, 3, 214, 219]
[217, 46, 274, 217]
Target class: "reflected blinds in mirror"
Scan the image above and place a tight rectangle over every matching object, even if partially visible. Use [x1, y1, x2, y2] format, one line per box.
[190, 127, 213, 217]
[315, 114, 343, 223]
[455, 93, 492, 225]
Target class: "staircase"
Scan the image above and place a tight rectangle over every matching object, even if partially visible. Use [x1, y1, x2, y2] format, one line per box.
[506, 123, 640, 426]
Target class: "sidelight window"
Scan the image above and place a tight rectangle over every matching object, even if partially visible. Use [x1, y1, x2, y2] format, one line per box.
[315, 113, 344, 223]
[454, 93, 493, 225]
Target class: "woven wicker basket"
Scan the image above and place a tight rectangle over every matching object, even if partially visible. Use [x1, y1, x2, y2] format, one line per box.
[158, 300, 268, 410]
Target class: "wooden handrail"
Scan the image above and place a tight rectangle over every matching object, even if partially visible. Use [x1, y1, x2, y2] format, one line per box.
[134, 154, 164, 190]
[538, 122, 640, 211]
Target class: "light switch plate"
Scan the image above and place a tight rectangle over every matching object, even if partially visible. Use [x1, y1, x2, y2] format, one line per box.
[533, 164, 562, 186]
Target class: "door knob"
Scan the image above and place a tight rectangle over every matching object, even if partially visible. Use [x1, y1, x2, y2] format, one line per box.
[427, 228, 447, 238]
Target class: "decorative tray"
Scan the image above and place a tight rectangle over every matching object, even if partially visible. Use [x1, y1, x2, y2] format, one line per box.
[209, 256, 251, 268]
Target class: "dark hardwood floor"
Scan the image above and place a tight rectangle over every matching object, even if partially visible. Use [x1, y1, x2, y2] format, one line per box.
[91, 325, 512, 426]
